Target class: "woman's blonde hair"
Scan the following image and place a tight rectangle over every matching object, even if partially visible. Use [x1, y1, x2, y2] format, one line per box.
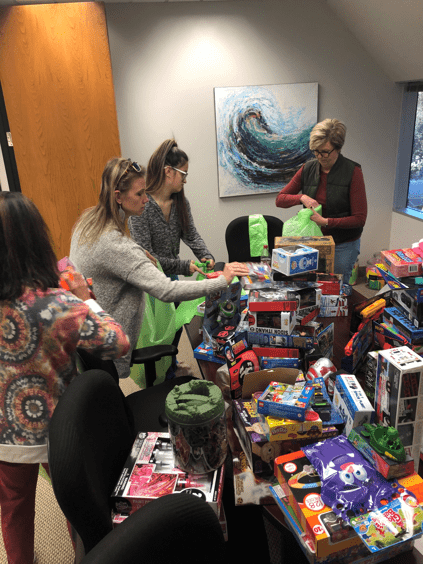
[73, 157, 145, 245]
[309, 119, 346, 151]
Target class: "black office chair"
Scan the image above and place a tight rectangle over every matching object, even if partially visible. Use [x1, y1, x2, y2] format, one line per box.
[225, 215, 283, 262]
[48, 369, 225, 563]
[77, 344, 178, 388]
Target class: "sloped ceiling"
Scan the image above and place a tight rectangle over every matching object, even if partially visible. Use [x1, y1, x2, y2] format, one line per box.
[1, 0, 422, 82]
[325, 0, 423, 82]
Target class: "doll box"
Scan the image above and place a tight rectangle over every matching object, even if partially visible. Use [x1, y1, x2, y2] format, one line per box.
[375, 346, 423, 470]
[275, 236, 335, 274]
[111, 432, 224, 517]
[272, 245, 319, 276]
[333, 374, 375, 437]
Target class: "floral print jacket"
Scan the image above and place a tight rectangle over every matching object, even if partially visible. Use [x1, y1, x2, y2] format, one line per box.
[0, 287, 130, 463]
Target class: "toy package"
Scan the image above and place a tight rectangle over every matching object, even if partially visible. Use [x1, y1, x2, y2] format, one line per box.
[333, 374, 375, 436]
[272, 245, 319, 276]
[274, 235, 335, 274]
[240, 262, 272, 290]
[225, 333, 260, 399]
[202, 280, 242, 345]
[111, 432, 224, 517]
[381, 248, 423, 278]
[257, 379, 314, 421]
[302, 435, 402, 522]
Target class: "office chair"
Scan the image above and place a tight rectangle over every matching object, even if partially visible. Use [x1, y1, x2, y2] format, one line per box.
[225, 215, 283, 262]
[48, 369, 225, 563]
[77, 344, 178, 388]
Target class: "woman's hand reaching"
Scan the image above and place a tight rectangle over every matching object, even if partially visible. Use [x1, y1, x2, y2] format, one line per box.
[222, 262, 250, 284]
[300, 194, 319, 209]
[60, 268, 93, 301]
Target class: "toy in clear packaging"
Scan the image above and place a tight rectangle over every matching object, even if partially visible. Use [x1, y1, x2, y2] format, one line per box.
[302, 435, 402, 522]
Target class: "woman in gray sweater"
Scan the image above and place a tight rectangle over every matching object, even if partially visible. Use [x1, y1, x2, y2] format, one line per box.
[70, 157, 248, 378]
[129, 139, 215, 277]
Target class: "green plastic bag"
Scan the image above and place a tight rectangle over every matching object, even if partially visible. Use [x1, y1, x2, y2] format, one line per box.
[282, 205, 323, 237]
[129, 284, 176, 389]
[248, 214, 268, 257]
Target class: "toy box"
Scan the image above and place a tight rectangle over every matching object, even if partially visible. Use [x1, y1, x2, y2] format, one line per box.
[259, 356, 301, 369]
[257, 380, 315, 421]
[225, 333, 260, 399]
[272, 245, 319, 276]
[111, 432, 224, 517]
[274, 236, 335, 274]
[232, 399, 334, 476]
[333, 374, 375, 436]
[315, 273, 342, 295]
[248, 323, 320, 350]
[274, 450, 362, 558]
[340, 318, 373, 373]
[202, 280, 242, 345]
[381, 248, 422, 278]
[193, 341, 225, 365]
[383, 306, 423, 343]
[248, 308, 297, 336]
[318, 295, 348, 317]
[348, 425, 415, 480]
[269, 483, 416, 564]
[391, 288, 423, 327]
[375, 346, 423, 470]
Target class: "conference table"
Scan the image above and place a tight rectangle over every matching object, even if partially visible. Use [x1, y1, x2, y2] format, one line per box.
[183, 287, 423, 564]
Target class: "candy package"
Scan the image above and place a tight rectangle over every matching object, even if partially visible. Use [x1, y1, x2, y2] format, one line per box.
[302, 435, 402, 522]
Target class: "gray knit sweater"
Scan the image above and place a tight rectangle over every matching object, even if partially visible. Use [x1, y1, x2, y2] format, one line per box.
[70, 227, 227, 377]
[129, 195, 214, 276]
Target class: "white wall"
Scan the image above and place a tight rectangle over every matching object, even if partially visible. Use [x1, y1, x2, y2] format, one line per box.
[106, 0, 403, 265]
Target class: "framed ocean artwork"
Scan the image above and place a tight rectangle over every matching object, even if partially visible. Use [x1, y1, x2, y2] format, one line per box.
[214, 82, 318, 198]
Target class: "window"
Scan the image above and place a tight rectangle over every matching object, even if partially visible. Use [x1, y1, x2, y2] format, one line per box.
[394, 84, 423, 219]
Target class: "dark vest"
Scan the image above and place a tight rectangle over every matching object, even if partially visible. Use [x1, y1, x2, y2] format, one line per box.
[301, 153, 363, 244]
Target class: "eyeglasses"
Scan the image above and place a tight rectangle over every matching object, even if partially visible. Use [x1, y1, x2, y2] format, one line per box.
[166, 166, 188, 181]
[116, 160, 142, 187]
[314, 148, 335, 158]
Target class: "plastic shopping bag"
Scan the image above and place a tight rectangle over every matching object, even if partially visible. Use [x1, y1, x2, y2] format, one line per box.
[248, 214, 268, 257]
[129, 291, 176, 389]
[282, 205, 323, 238]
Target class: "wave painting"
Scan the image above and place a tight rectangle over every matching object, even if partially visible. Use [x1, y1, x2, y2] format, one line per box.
[214, 82, 318, 198]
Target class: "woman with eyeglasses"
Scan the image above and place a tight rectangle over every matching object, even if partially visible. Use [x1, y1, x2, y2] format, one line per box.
[70, 157, 249, 379]
[129, 139, 216, 277]
[0, 192, 130, 564]
[275, 119, 367, 294]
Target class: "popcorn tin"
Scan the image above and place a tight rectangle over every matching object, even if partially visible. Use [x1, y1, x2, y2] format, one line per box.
[165, 380, 227, 474]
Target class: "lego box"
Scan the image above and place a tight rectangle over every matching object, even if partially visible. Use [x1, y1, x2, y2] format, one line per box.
[375, 346, 423, 470]
[257, 380, 315, 421]
[333, 374, 375, 436]
[272, 245, 319, 276]
[275, 236, 335, 274]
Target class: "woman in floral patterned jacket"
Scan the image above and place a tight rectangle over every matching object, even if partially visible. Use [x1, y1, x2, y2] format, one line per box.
[0, 192, 130, 564]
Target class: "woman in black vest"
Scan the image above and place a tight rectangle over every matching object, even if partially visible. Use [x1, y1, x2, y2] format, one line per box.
[276, 118, 367, 295]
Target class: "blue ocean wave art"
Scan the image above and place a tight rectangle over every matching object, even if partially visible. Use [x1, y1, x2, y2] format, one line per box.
[215, 83, 318, 197]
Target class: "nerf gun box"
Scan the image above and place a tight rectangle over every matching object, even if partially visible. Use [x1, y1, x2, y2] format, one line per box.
[111, 432, 224, 517]
[375, 346, 423, 470]
[274, 236, 335, 274]
[333, 374, 375, 436]
[383, 306, 423, 343]
[271, 245, 319, 276]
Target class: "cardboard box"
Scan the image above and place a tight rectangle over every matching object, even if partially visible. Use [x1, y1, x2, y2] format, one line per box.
[383, 306, 423, 344]
[257, 380, 315, 421]
[391, 288, 423, 327]
[248, 308, 297, 335]
[315, 273, 342, 295]
[381, 248, 422, 278]
[248, 323, 319, 350]
[272, 245, 319, 276]
[375, 346, 423, 470]
[275, 236, 335, 274]
[318, 295, 348, 317]
[232, 399, 333, 475]
[274, 450, 362, 559]
[111, 432, 224, 517]
[347, 425, 415, 480]
[333, 374, 375, 436]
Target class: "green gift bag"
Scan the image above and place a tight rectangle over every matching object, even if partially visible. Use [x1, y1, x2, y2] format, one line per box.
[282, 206, 323, 238]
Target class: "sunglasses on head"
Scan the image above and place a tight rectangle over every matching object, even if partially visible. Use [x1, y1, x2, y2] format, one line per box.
[116, 160, 142, 187]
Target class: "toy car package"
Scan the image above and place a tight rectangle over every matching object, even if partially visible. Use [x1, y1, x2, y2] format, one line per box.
[225, 333, 260, 399]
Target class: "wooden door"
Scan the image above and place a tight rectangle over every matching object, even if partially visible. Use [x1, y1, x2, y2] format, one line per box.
[0, 2, 121, 258]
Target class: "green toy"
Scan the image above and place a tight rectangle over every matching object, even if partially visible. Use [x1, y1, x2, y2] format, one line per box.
[361, 423, 406, 463]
